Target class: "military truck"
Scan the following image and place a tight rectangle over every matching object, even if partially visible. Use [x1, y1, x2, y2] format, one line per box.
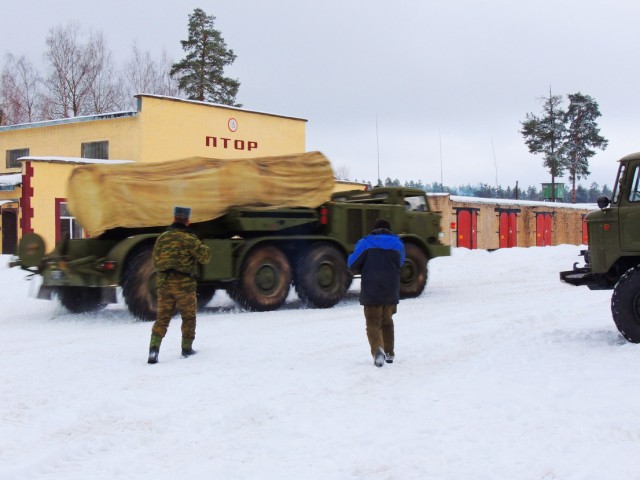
[12, 186, 450, 321]
[560, 151, 640, 342]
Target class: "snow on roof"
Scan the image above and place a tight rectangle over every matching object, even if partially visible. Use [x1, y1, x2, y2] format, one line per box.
[429, 192, 595, 209]
[19, 156, 134, 165]
[0, 174, 21, 186]
[0, 111, 137, 132]
[427, 192, 450, 197]
[0, 199, 18, 206]
[450, 194, 597, 210]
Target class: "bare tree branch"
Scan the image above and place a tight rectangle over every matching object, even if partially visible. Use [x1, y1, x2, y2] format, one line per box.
[1, 54, 43, 124]
[123, 44, 182, 109]
[43, 23, 119, 118]
[86, 32, 125, 113]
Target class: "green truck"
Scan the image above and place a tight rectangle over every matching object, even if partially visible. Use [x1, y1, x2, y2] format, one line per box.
[12, 186, 450, 321]
[560, 152, 640, 342]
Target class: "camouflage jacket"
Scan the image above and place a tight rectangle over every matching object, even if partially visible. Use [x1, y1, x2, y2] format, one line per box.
[153, 223, 211, 287]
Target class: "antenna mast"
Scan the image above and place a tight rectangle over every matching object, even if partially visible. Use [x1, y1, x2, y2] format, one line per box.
[376, 114, 380, 186]
[439, 128, 444, 192]
[491, 136, 499, 188]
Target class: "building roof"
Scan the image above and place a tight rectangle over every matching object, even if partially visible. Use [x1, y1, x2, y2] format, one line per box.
[0, 173, 21, 186]
[0, 95, 307, 133]
[0, 111, 138, 132]
[449, 194, 596, 210]
[19, 156, 134, 165]
[135, 94, 308, 122]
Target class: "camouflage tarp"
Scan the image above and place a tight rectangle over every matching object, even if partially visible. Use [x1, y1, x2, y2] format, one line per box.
[67, 151, 335, 237]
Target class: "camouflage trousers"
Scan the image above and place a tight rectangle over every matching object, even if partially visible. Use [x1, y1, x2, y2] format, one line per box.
[364, 305, 396, 357]
[151, 277, 197, 344]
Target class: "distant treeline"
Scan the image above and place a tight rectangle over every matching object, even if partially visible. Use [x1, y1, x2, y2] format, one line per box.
[364, 178, 612, 204]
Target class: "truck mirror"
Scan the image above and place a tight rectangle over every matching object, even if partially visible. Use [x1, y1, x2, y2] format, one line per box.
[597, 196, 610, 209]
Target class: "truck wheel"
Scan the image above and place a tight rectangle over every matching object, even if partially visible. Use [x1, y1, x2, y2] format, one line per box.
[197, 285, 216, 309]
[232, 245, 291, 311]
[57, 287, 107, 313]
[122, 246, 157, 321]
[611, 265, 640, 343]
[294, 244, 349, 308]
[400, 244, 428, 299]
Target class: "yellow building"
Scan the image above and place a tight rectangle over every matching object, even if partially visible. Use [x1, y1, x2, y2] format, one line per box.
[0, 95, 309, 253]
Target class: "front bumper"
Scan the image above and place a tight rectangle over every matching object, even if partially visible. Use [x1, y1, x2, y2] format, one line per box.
[559, 265, 613, 290]
[559, 266, 594, 287]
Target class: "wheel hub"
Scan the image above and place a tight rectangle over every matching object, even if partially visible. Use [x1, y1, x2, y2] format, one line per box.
[255, 264, 278, 293]
[316, 262, 335, 288]
[401, 262, 415, 283]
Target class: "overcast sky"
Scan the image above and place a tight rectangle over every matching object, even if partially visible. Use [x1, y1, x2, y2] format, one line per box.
[3, 0, 640, 190]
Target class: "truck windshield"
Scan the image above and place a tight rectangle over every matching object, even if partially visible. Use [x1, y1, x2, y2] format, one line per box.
[404, 195, 427, 212]
[612, 163, 626, 205]
[629, 165, 640, 202]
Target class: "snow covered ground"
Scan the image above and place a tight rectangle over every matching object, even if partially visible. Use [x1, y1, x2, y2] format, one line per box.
[1, 245, 638, 480]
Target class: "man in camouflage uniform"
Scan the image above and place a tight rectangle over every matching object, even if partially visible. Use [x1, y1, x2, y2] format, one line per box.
[148, 206, 211, 364]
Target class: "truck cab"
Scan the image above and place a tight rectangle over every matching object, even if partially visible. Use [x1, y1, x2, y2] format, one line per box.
[560, 152, 640, 342]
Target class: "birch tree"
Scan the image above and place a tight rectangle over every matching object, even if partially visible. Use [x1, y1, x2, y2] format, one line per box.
[1, 54, 42, 124]
[43, 23, 119, 118]
[123, 45, 182, 109]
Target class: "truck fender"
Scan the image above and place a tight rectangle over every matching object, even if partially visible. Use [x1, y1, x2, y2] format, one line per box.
[105, 234, 160, 279]
[401, 234, 451, 260]
[398, 235, 429, 258]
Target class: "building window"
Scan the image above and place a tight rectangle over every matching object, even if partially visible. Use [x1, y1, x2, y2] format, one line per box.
[81, 141, 109, 159]
[56, 199, 84, 241]
[6, 148, 29, 169]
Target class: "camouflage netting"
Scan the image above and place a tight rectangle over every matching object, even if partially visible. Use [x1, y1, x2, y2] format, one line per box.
[67, 151, 335, 237]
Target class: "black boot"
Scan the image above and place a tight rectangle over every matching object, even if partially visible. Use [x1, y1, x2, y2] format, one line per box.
[181, 347, 197, 358]
[148, 346, 159, 364]
[181, 337, 196, 358]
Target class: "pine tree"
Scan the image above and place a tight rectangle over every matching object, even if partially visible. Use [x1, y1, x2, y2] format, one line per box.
[170, 8, 240, 106]
[562, 93, 608, 203]
[520, 90, 566, 200]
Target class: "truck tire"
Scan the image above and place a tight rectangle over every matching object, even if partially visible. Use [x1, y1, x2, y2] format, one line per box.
[611, 265, 640, 343]
[57, 287, 107, 313]
[294, 244, 349, 308]
[122, 246, 157, 321]
[232, 245, 291, 311]
[197, 285, 216, 308]
[400, 243, 428, 299]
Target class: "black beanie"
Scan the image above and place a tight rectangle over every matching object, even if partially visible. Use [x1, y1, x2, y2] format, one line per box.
[373, 218, 391, 230]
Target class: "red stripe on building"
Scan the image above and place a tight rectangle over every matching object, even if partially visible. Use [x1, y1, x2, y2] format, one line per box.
[20, 161, 35, 234]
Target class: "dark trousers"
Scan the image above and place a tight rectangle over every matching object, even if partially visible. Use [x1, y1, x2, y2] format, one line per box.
[363, 304, 396, 356]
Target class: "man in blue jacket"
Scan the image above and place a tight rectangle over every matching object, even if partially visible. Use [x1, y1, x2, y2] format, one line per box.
[347, 218, 406, 367]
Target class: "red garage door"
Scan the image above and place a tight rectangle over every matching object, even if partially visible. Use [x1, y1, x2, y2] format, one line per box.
[499, 211, 517, 248]
[457, 209, 477, 249]
[536, 213, 553, 246]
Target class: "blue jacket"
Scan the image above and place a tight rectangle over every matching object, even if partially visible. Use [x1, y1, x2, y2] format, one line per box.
[347, 228, 406, 306]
